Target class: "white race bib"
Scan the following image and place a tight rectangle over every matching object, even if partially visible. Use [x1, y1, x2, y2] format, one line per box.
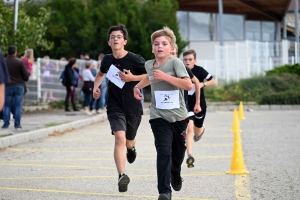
[188, 84, 195, 95]
[154, 90, 180, 109]
[106, 64, 125, 89]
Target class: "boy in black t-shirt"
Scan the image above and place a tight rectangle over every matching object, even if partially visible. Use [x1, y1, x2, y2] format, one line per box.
[93, 24, 147, 193]
[183, 49, 216, 168]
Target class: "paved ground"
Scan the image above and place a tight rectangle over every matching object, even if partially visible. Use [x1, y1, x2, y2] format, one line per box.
[0, 107, 299, 200]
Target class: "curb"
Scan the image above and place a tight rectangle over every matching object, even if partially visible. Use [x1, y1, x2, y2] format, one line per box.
[0, 113, 107, 149]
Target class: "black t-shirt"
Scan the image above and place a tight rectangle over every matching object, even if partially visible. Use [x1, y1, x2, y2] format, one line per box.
[188, 65, 213, 110]
[0, 50, 10, 84]
[184, 66, 194, 109]
[100, 52, 146, 115]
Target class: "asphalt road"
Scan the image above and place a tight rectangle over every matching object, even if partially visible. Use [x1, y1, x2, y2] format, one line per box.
[0, 109, 299, 200]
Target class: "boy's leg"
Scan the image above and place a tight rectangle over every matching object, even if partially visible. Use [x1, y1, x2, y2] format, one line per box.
[125, 113, 141, 164]
[170, 119, 188, 191]
[194, 109, 207, 141]
[113, 130, 127, 173]
[150, 118, 173, 195]
[108, 112, 130, 192]
[186, 118, 195, 167]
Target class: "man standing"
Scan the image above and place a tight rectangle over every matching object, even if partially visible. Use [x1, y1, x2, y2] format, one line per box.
[0, 48, 10, 111]
[2, 45, 29, 129]
[93, 24, 147, 192]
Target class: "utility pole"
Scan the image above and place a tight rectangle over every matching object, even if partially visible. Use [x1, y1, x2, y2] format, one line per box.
[13, 0, 19, 31]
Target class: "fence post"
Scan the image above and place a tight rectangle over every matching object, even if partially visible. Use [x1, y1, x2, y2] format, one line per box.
[37, 58, 41, 103]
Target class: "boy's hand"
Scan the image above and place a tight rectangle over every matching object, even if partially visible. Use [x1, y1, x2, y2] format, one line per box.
[133, 87, 143, 100]
[119, 69, 134, 82]
[93, 87, 101, 99]
[194, 104, 201, 114]
[153, 69, 166, 81]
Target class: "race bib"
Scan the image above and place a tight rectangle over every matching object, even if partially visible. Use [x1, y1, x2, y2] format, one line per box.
[154, 90, 180, 109]
[188, 84, 195, 95]
[106, 64, 125, 89]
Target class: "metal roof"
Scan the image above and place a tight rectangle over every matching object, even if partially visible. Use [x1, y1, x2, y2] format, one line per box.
[178, 0, 292, 21]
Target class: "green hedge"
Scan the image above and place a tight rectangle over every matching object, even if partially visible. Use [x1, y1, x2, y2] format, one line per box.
[265, 63, 300, 76]
[205, 74, 300, 104]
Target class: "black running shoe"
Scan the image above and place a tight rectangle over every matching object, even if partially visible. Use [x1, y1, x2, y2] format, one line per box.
[171, 173, 183, 191]
[186, 155, 195, 168]
[118, 173, 130, 192]
[158, 193, 171, 200]
[127, 147, 137, 164]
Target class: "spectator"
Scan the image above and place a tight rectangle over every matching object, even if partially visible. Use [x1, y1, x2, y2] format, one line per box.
[20, 49, 34, 74]
[2, 45, 29, 129]
[42, 56, 58, 102]
[81, 61, 95, 115]
[0, 48, 10, 111]
[63, 58, 79, 112]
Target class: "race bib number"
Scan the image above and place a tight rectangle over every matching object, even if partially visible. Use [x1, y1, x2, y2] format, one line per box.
[154, 90, 180, 109]
[188, 84, 195, 95]
[106, 64, 125, 89]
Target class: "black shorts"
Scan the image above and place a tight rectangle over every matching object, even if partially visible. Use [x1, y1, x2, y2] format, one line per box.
[188, 109, 206, 128]
[107, 111, 142, 140]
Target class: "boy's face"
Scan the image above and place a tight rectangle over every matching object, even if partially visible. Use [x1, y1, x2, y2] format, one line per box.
[108, 30, 127, 51]
[170, 47, 177, 58]
[183, 53, 196, 69]
[152, 36, 171, 59]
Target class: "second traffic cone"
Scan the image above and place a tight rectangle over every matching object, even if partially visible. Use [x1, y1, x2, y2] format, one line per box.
[238, 101, 246, 120]
[230, 109, 241, 133]
[226, 131, 249, 175]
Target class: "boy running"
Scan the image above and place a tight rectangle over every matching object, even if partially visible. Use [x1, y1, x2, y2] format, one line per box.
[183, 49, 216, 168]
[133, 27, 192, 200]
[93, 24, 147, 192]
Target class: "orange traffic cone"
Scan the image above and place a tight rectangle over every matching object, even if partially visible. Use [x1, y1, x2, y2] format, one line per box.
[238, 101, 246, 120]
[230, 109, 241, 133]
[226, 131, 249, 175]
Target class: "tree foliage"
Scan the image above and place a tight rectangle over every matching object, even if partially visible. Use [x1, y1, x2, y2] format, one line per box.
[37, 0, 187, 60]
[0, 0, 53, 56]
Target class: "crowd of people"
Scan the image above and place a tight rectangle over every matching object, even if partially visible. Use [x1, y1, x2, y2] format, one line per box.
[0, 23, 216, 200]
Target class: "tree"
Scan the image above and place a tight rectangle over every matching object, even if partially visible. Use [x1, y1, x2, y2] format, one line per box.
[0, 0, 53, 56]
[37, 0, 187, 60]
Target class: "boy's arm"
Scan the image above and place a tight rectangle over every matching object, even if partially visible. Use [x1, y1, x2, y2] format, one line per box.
[191, 76, 201, 113]
[133, 75, 150, 100]
[93, 71, 105, 99]
[119, 69, 147, 82]
[153, 69, 192, 90]
[205, 77, 217, 87]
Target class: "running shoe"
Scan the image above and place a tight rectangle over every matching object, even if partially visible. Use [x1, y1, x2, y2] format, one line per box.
[171, 173, 183, 191]
[194, 125, 205, 142]
[118, 173, 130, 192]
[186, 155, 195, 168]
[127, 146, 137, 164]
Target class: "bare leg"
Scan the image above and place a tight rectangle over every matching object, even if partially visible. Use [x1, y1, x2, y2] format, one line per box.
[126, 139, 136, 149]
[114, 130, 127, 174]
[186, 120, 194, 156]
[194, 126, 205, 137]
[43, 91, 48, 103]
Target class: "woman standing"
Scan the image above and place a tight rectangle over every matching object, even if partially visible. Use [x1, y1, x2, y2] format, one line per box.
[63, 58, 79, 112]
[21, 49, 34, 75]
[81, 61, 95, 115]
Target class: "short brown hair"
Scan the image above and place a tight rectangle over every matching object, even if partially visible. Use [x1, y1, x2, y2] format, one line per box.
[107, 24, 128, 41]
[151, 27, 176, 46]
[183, 49, 197, 59]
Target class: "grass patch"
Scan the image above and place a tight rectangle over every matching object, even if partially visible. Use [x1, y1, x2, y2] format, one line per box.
[0, 133, 13, 138]
[45, 122, 64, 127]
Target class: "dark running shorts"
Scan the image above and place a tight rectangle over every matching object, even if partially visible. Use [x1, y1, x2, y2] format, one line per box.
[188, 109, 206, 128]
[107, 111, 142, 140]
